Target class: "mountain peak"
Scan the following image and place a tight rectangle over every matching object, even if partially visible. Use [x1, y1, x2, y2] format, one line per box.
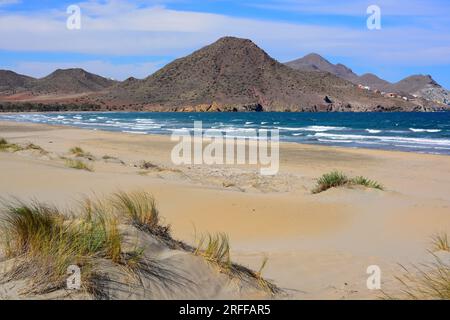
[286, 53, 359, 83]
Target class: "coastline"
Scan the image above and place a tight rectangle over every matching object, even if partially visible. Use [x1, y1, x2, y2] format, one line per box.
[2, 111, 450, 157]
[1, 120, 450, 299]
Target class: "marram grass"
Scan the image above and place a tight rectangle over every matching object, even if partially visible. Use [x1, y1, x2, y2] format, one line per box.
[312, 171, 384, 194]
[195, 232, 231, 269]
[65, 159, 94, 172]
[0, 200, 122, 293]
[431, 233, 450, 252]
[112, 191, 160, 229]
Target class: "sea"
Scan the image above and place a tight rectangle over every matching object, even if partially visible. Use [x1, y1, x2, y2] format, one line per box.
[1, 112, 450, 155]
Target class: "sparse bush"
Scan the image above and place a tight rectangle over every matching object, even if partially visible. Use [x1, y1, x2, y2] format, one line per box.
[65, 159, 93, 172]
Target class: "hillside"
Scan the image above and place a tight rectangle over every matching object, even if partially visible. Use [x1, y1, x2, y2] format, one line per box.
[0, 37, 446, 112]
[285, 53, 360, 83]
[103, 37, 424, 112]
[30, 68, 116, 95]
[0, 70, 35, 94]
[286, 53, 450, 105]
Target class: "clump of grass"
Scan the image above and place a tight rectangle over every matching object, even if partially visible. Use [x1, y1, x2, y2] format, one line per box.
[195, 233, 231, 270]
[0, 137, 22, 152]
[387, 255, 450, 300]
[254, 256, 275, 294]
[0, 200, 122, 293]
[350, 176, 384, 190]
[312, 171, 349, 194]
[70, 146, 94, 160]
[431, 233, 450, 252]
[384, 233, 450, 300]
[312, 171, 384, 193]
[112, 191, 160, 230]
[65, 159, 94, 172]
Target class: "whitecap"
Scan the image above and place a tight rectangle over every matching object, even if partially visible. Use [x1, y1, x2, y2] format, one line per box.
[409, 128, 442, 133]
[366, 129, 382, 134]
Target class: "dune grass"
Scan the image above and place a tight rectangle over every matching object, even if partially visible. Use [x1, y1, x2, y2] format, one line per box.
[0, 137, 22, 152]
[0, 138, 48, 154]
[0, 200, 122, 293]
[65, 159, 94, 172]
[350, 176, 384, 190]
[431, 233, 450, 252]
[112, 191, 160, 230]
[70, 146, 94, 160]
[388, 256, 450, 300]
[0, 191, 279, 298]
[195, 233, 231, 269]
[384, 233, 450, 300]
[312, 171, 384, 194]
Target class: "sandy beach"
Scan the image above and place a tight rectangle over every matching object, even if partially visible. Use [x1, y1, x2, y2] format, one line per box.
[1, 120, 450, 299]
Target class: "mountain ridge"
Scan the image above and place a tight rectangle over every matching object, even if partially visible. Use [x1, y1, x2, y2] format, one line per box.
[286, 54, 449, 105]
[0, 37, 448, 112]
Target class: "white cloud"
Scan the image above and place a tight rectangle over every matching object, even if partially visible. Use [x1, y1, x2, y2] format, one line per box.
[0, 0, 449, 80]
[0, 0, 20, 6]
[247, 0, 447, 16]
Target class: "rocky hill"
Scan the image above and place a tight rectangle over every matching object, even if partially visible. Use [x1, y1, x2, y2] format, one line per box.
[286, 53, 450, 105]
[0, 37, 446, 112]
[30, 68, 117, 95]
[0, 70, 35, 94]
[102, 37, 428, 112]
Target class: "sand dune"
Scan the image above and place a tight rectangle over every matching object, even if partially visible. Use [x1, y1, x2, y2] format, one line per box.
[1, 121, 450, 299]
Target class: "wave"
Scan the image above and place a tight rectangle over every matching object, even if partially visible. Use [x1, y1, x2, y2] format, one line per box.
[315, 132, 450, 147]
[318, 139, 353, 143]
[277, 125, 346, 132]
[366, 129, 382, 134]
[122, 130, 148, 135]
[409, 128, 442, 133]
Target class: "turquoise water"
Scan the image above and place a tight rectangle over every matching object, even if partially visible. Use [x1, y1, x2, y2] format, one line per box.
[1, 112, 450, 155]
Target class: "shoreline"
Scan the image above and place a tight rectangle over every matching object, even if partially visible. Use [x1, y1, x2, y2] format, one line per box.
[1, 114, 450, 158]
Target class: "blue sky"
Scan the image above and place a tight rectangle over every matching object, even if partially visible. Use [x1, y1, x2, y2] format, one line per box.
[0, 0, 449, 88]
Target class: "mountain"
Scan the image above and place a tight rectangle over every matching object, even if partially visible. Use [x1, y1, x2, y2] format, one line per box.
[100, 37, 426, 112]
[30, 68, 116, 95]
[0, 70, 35, 94]
[391, 75, 450, 104]
[358, 73, 391, 91]
[285, 53, 360, 83]
[285, 53, 450, 105]
[0, 37, 446, 112]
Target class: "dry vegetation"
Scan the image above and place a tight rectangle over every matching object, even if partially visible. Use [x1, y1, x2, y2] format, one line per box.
[0, 191, 279, 299]
[312, 171, 384, 194]
[65, 159, 94, 172]
[385, 233, 450, 300]
[0, 138, 48, 154]
[69, 146, 95, 160]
